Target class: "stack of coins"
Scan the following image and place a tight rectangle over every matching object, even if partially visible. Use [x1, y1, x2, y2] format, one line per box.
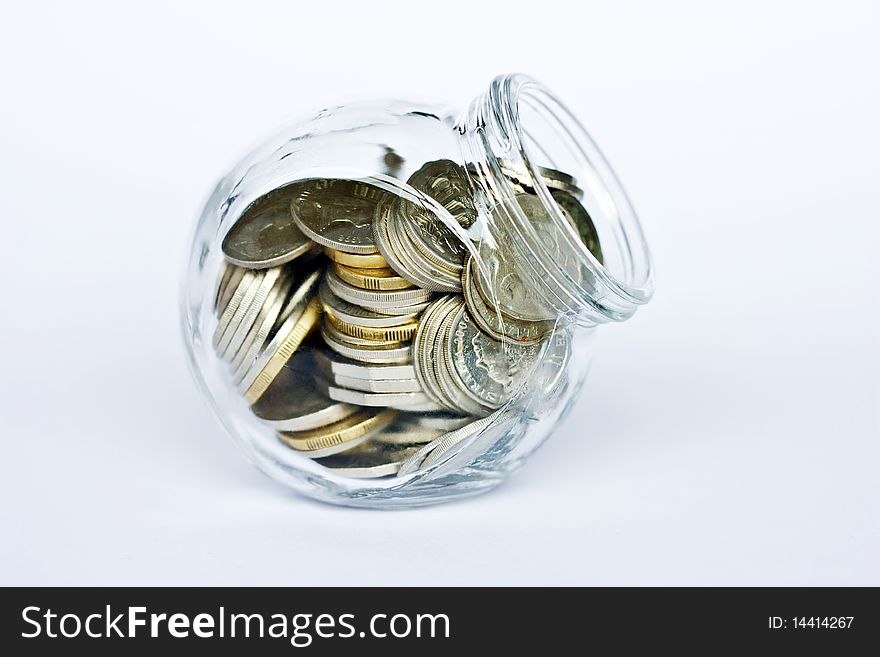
[212, 159, 600, 477]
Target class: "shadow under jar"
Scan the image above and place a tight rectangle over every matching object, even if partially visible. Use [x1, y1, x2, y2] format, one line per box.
[182, 73, 654, 508]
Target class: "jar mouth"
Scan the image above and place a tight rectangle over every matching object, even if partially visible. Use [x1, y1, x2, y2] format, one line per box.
[478, 74, 654, 321]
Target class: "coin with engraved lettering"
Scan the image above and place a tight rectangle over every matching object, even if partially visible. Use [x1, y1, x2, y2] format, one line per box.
[289, 178, 386, 254]
[447, 305, 540, 410]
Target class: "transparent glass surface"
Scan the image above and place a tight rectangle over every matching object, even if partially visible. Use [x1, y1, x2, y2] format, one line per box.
[181, 74, 653, 508]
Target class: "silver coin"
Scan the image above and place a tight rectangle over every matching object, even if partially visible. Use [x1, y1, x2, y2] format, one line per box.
[213, 270, 262, 351]
[397, 408, 514, 476]
[325, 267, 434, 308]
[388, 206, 462, 292]
[395, 191, 468, 273]
[251, 350, 359, 432]
[446, 305, 540, 410]
[520, 193, 593, 292]
[222, 185, 316, 269]
[318, 277, 420, 328]
[215, 265, 245, 317]
[374, 195, 462, 292]
[237, 268, 322, 391]
[473, 211, 556, 322]
[407, 159, 477, 229]
[462, 255, 553, 345]
[420, 408, 516, 469]
[317, 379, 432, 409]
[412, 296, 460, 409]
[222, 267, 283, 361]
[214, 261, 234, 312]
[288, 178, 385, 254]
[434, 303, 490, 416]
[315, 441, 422, 479]
[332, 374, 421, 394]
[312, 347, 416, 381]
[321, 329, 412, 364]
[230, 274, 292, 377]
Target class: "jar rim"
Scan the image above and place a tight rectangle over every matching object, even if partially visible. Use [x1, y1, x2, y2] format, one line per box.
[480, 74, 655, 320]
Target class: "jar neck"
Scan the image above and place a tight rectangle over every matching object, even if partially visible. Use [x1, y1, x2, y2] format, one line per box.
[455, 74, 654, 326]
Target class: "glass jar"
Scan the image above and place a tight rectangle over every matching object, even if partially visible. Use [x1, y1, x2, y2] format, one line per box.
[181, 73, 654, 508]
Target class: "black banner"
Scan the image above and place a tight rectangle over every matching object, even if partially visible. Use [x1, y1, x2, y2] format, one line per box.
[1, 587, 876, 653]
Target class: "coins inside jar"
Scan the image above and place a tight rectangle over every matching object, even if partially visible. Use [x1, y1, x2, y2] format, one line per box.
[211, 159, 600, 478]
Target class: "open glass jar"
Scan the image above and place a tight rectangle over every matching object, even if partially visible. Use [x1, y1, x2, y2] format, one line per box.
[182, 74, 654, 508]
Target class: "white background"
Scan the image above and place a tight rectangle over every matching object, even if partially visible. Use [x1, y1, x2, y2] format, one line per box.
[1, 1, 877, 585]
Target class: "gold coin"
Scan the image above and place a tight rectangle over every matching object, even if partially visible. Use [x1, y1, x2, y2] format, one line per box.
[323, 247, 388, 269]
[325, 310, 418, 342]
[279, 408, 398, 454]
[333, 263, 413, 291]
[244, 296, 322, 404]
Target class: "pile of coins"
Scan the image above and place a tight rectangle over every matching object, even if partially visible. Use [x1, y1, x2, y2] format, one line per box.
[212, 159, 601, 478]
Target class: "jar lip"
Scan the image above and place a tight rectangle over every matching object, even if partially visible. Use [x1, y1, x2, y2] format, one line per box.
[486, 73, 655, 312]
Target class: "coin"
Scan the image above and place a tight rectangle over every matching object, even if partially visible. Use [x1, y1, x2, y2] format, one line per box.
[320, 319, 405, 349]
[362, 300, 433, 315]
[214, 262, 235, 312]
[318, 277, 421, 328]
[278, 408, 398, 458]
[407, 159, 477, 229]
[397, 408, 514, 476]
[321, 328, 412, 364]
[462, 255, 554, 345]
[331, 374, 421, 393]
[289, 178, 385, 254]
[215, 265, 246, 317]
[419, 408, 516, 469]
[230, 274, 293, 377]
[237, 268, 322, 389]
[222, 185, 316, 268]
[314, 441, 422, 478]
[213, 270, 261, 350]
[312, 347, 416, 381]
[446, 305, 540, 410]
[323, 247, 388, 269]
[333, 263, 413, 291]
[396, 181, 469, 272]
[412, 296, 460, 410]
[325, 268, 434, 308]
[473, 208, 557, 322]
[552, 190, 603, 265]
[221, 267, 283, 361]
[386, 202, 462, 292]
[318, 380, 435, 410]
[251, 351, 358, 432]
[324, 311, 418, 342]
[519, 193, 591, 291]
[244, 296, 322, 404]
[434, 302, 490, 416]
